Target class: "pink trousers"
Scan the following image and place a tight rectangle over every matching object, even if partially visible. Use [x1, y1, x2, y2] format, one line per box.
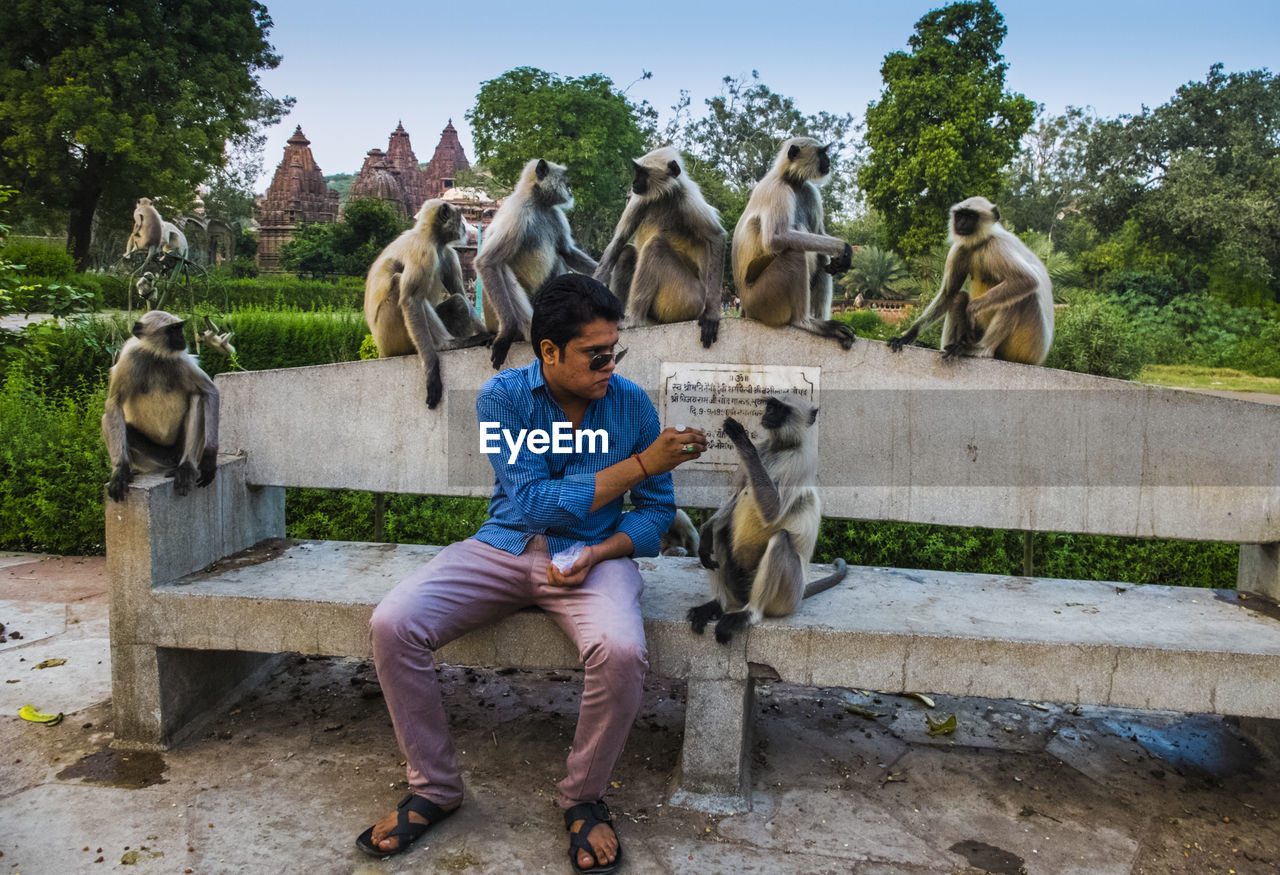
[369, 536, 648, 810]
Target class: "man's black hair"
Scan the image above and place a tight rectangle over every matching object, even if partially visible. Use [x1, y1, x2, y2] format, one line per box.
[530, 273, 623, 362]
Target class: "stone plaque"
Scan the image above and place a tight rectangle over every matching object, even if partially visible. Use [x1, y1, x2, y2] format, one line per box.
[658, 363, 820, 472]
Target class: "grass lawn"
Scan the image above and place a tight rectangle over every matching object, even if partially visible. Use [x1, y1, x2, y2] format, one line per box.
[1138, 364, 1280, 395]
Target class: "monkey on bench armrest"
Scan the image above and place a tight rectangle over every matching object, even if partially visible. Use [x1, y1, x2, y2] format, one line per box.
[688, 393, 848, 644]
[101, 310, 218, 503]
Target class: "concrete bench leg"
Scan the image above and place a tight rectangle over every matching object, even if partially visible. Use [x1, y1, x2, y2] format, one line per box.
[111, 645, 281, 749]
[106, 455, 285, 749]
[668, 628, 756, 813]
[1239, 542, 1280, 601]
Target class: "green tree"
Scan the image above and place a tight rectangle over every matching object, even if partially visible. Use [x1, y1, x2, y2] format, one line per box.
[663, 72, 861, 231]
[466, 67, 654, 253]
[0, 0, 292, 268]
[1000, 106, 1098, 244]
[1083, 64, 1280, 301]
[859, 0, 1035, 258]
[333, 199, 405, 276]
[278, 223, 340, 279]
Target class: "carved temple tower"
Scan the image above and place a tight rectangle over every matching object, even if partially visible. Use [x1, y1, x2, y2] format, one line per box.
[421, 119, 470, 199]
[255, 126, 340, 272]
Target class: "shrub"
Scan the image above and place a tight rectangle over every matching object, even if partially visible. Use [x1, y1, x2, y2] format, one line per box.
[0, 369, 110, 554]
[1045, 291, 1146, 379]
[194, 308, 368, 376]
[815, 519, 1236, 589]
[286, 489, 488, 544]
[835, 308, 890, 340]
[1, 240, 76, 280]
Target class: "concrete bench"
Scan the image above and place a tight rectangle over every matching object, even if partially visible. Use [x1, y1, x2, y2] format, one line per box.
[106, 320, 1280, 810]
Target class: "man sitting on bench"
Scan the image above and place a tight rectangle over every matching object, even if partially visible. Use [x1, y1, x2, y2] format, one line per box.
[357, 273, 708, 873]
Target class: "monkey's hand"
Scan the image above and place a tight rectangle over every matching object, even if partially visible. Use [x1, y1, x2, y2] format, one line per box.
[887, 326, 919, 353]
[107, 463, 133, 503]
[687, 600, 724, 635]
[197, 448, 217, 488]
[489, 327, 522, 370]
[822, 243, 854, 276]
[722, 417, 750, 448]
[698, 313, 719, 348]
[173, 462, 197, 496]
[426, 367, 444, 409]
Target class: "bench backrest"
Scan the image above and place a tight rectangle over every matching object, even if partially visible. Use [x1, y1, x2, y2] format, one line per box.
[217, 320, 1280, 544]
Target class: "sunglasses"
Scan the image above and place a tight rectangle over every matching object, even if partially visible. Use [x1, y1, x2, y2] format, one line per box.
[587, 347, 627, 371]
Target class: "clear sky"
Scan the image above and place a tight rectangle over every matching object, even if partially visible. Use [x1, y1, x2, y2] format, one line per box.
[251, 0, 1278, 191]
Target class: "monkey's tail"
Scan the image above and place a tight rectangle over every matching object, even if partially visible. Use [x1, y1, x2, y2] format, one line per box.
[802, 558, 847, 599]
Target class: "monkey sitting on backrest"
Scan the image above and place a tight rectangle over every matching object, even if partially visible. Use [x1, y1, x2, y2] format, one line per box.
[160, 221, 189, 261]
[474, 158, 598, 370]
[102, 310, 218, 502]
[123, 197, 163, 258]
[365, 199, 490, 408]
[888, 196, 1054, 365]
[688, 393, 847, 644]
[594, 146, 725, 347]
[731, 137, 856, 350]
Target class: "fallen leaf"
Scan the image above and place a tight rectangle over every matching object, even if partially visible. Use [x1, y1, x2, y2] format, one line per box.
[844, 704, 884, 719]
[32, 658, 67, 670]
[902, 692, 936, 708]
[1018, 701, 1051, 712]
[926, 713, 957, 736]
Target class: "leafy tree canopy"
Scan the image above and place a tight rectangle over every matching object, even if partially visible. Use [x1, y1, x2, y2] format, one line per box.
[1000, 106, 1098, 243]
[466, 67, 654, 253]
[0, 0, 293, 267]
[859, 0, 1034, 257]
[663, 71, 861, 233]
[279, 198, 406, 279]
[1083, 64, 1280, 298]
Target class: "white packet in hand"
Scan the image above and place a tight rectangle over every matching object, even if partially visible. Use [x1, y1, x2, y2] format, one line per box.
[551, 542, 585, 573]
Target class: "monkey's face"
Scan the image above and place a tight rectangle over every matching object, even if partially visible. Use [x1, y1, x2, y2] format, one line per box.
[132, 311, 187, 353]
[531, 159, 573, 208]
[950, 197, 999, 238]
[426, 202, 466, 246]
[632, 147, 683, 198]
[952, 208, 980, 237]
[780, 138, 831, 184]
[761, 393, 818, 445]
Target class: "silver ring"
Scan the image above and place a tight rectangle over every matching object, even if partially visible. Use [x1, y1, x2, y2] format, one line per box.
[682, 443, 696, 453]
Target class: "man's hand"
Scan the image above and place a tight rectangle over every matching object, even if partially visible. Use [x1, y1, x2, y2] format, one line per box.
[638, 426, 708, 477]
[546, 543, 599, 587]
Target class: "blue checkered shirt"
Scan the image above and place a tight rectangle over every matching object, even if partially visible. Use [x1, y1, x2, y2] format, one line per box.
[473, 358, 676, 558]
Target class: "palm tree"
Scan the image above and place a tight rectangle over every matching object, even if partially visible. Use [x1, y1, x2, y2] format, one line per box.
[839, 245, 912, 300]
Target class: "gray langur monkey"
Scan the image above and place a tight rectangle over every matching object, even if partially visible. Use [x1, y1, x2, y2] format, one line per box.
[160, 221, 189, 261]
[593, 146, 725, 347]
[197, 316, 235, 358]
[365, 199, 490, 409]
[474, 158, 598, 370]
[688, 393, 847, 644]
[102, 310, 218, 503]
[135, 271, 157, 305]
[123, 197, 163, 258]
[660, 508, 701, 557]
[731, 138, 856, 350]
[888, 196, 1054, 365]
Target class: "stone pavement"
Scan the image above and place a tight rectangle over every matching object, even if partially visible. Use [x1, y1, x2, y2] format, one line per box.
[1, 550, 1278, 874]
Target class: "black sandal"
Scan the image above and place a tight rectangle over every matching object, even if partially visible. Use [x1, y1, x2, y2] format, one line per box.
[564, 800, 623, 874]
[355, 792, 456, 859]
